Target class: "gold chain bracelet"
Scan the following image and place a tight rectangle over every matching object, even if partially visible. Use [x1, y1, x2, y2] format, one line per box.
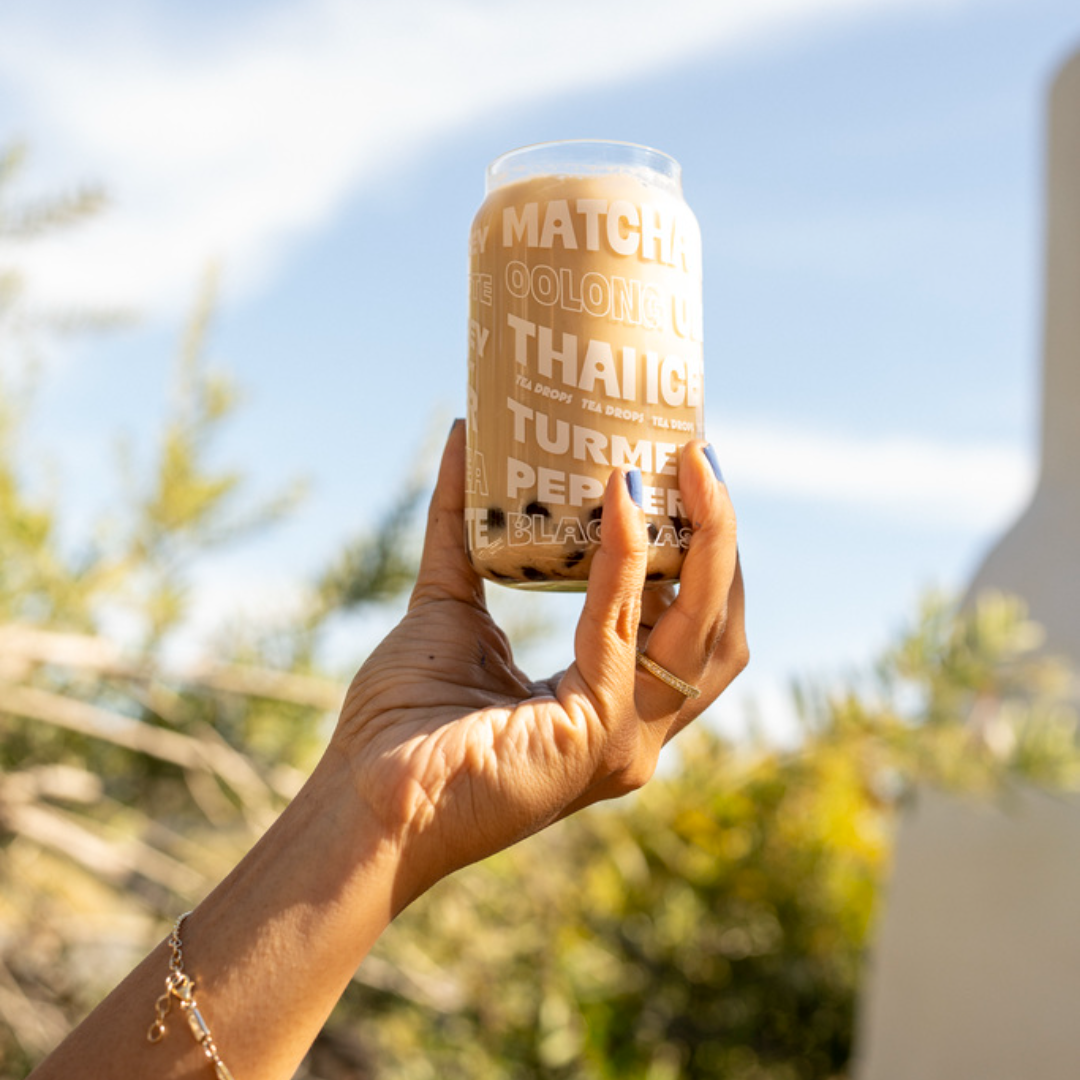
[147, 911, 236, 1080]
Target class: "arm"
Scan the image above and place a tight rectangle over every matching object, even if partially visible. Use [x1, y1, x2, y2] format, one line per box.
[30, 419, 746, 1079]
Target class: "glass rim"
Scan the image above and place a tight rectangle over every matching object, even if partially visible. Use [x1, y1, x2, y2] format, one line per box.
[486, 139, 682, 192]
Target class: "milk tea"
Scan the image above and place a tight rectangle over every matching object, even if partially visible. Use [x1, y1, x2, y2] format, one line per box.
[465, 142, 704, 589]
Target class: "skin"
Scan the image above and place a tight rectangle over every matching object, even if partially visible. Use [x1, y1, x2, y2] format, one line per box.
[29, 419, 747, 1080]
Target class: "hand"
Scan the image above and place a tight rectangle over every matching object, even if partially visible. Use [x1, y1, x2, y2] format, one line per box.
[332, 420, 747, 909]
[26, 420, 745, 1080]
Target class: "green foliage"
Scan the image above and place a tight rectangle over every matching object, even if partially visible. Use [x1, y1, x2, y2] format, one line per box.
[330, 591, 1080, 1080]
[119, 270, 307, 648]
[317, 486, 426, 612]
[0, 141, 125, 351]
[4, 141, 1079, 1080]
[0, 144, 423, 1076]
[0, 143, 106, 241]
[338, 731, 876, 1080]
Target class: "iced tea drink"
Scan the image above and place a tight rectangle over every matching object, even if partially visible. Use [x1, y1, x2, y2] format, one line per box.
[465, 141, 704, 589]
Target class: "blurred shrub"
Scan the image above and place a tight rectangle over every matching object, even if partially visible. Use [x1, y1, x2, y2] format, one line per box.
[0, 143, 424, 1076]
[335, 591, 1080, 1080]
[4, 142, 1079, 1079]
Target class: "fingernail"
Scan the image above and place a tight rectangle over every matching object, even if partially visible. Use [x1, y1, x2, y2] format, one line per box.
[703, 444, 725, 484]
[625, 468, 644, 508]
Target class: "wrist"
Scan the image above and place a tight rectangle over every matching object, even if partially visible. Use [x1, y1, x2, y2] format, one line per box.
[175, 747, 403, 1076]
[30, 745, 407, 1080]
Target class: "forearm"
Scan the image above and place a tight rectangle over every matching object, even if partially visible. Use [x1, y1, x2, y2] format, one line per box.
[31, 746, 400, 1080]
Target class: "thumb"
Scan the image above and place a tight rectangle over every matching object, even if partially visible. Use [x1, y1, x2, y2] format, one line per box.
[409, 419, 487, 609]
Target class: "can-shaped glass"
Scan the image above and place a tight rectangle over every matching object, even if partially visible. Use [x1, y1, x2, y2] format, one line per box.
[465, 140, 704, 590]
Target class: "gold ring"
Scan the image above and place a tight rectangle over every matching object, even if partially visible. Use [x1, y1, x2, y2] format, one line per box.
[635, 649, 701, 700]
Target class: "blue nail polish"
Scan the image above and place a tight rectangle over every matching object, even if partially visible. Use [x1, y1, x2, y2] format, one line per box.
[625, 469, 644, 508]
[703, 444, 725, 484]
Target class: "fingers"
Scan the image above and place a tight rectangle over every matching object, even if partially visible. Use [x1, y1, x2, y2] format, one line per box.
[556, 443, 746, 816]
[635, 442, 747, 722]
[409, 419, 486, 610]
[562, 468, 648, 716]
[639, 583, 676, 629]
[571, 445, 745, 812]
[562, 442, 746, 727]
[410, 425, 745, 750]
[676, 442, 740, 646]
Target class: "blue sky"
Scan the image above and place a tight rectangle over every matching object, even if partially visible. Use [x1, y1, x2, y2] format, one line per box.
[3, 0, 1080, 739]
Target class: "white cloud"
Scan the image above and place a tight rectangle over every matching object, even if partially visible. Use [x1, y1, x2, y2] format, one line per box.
[718, 417, 1037, 528]
[0, 0, 982, 314]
